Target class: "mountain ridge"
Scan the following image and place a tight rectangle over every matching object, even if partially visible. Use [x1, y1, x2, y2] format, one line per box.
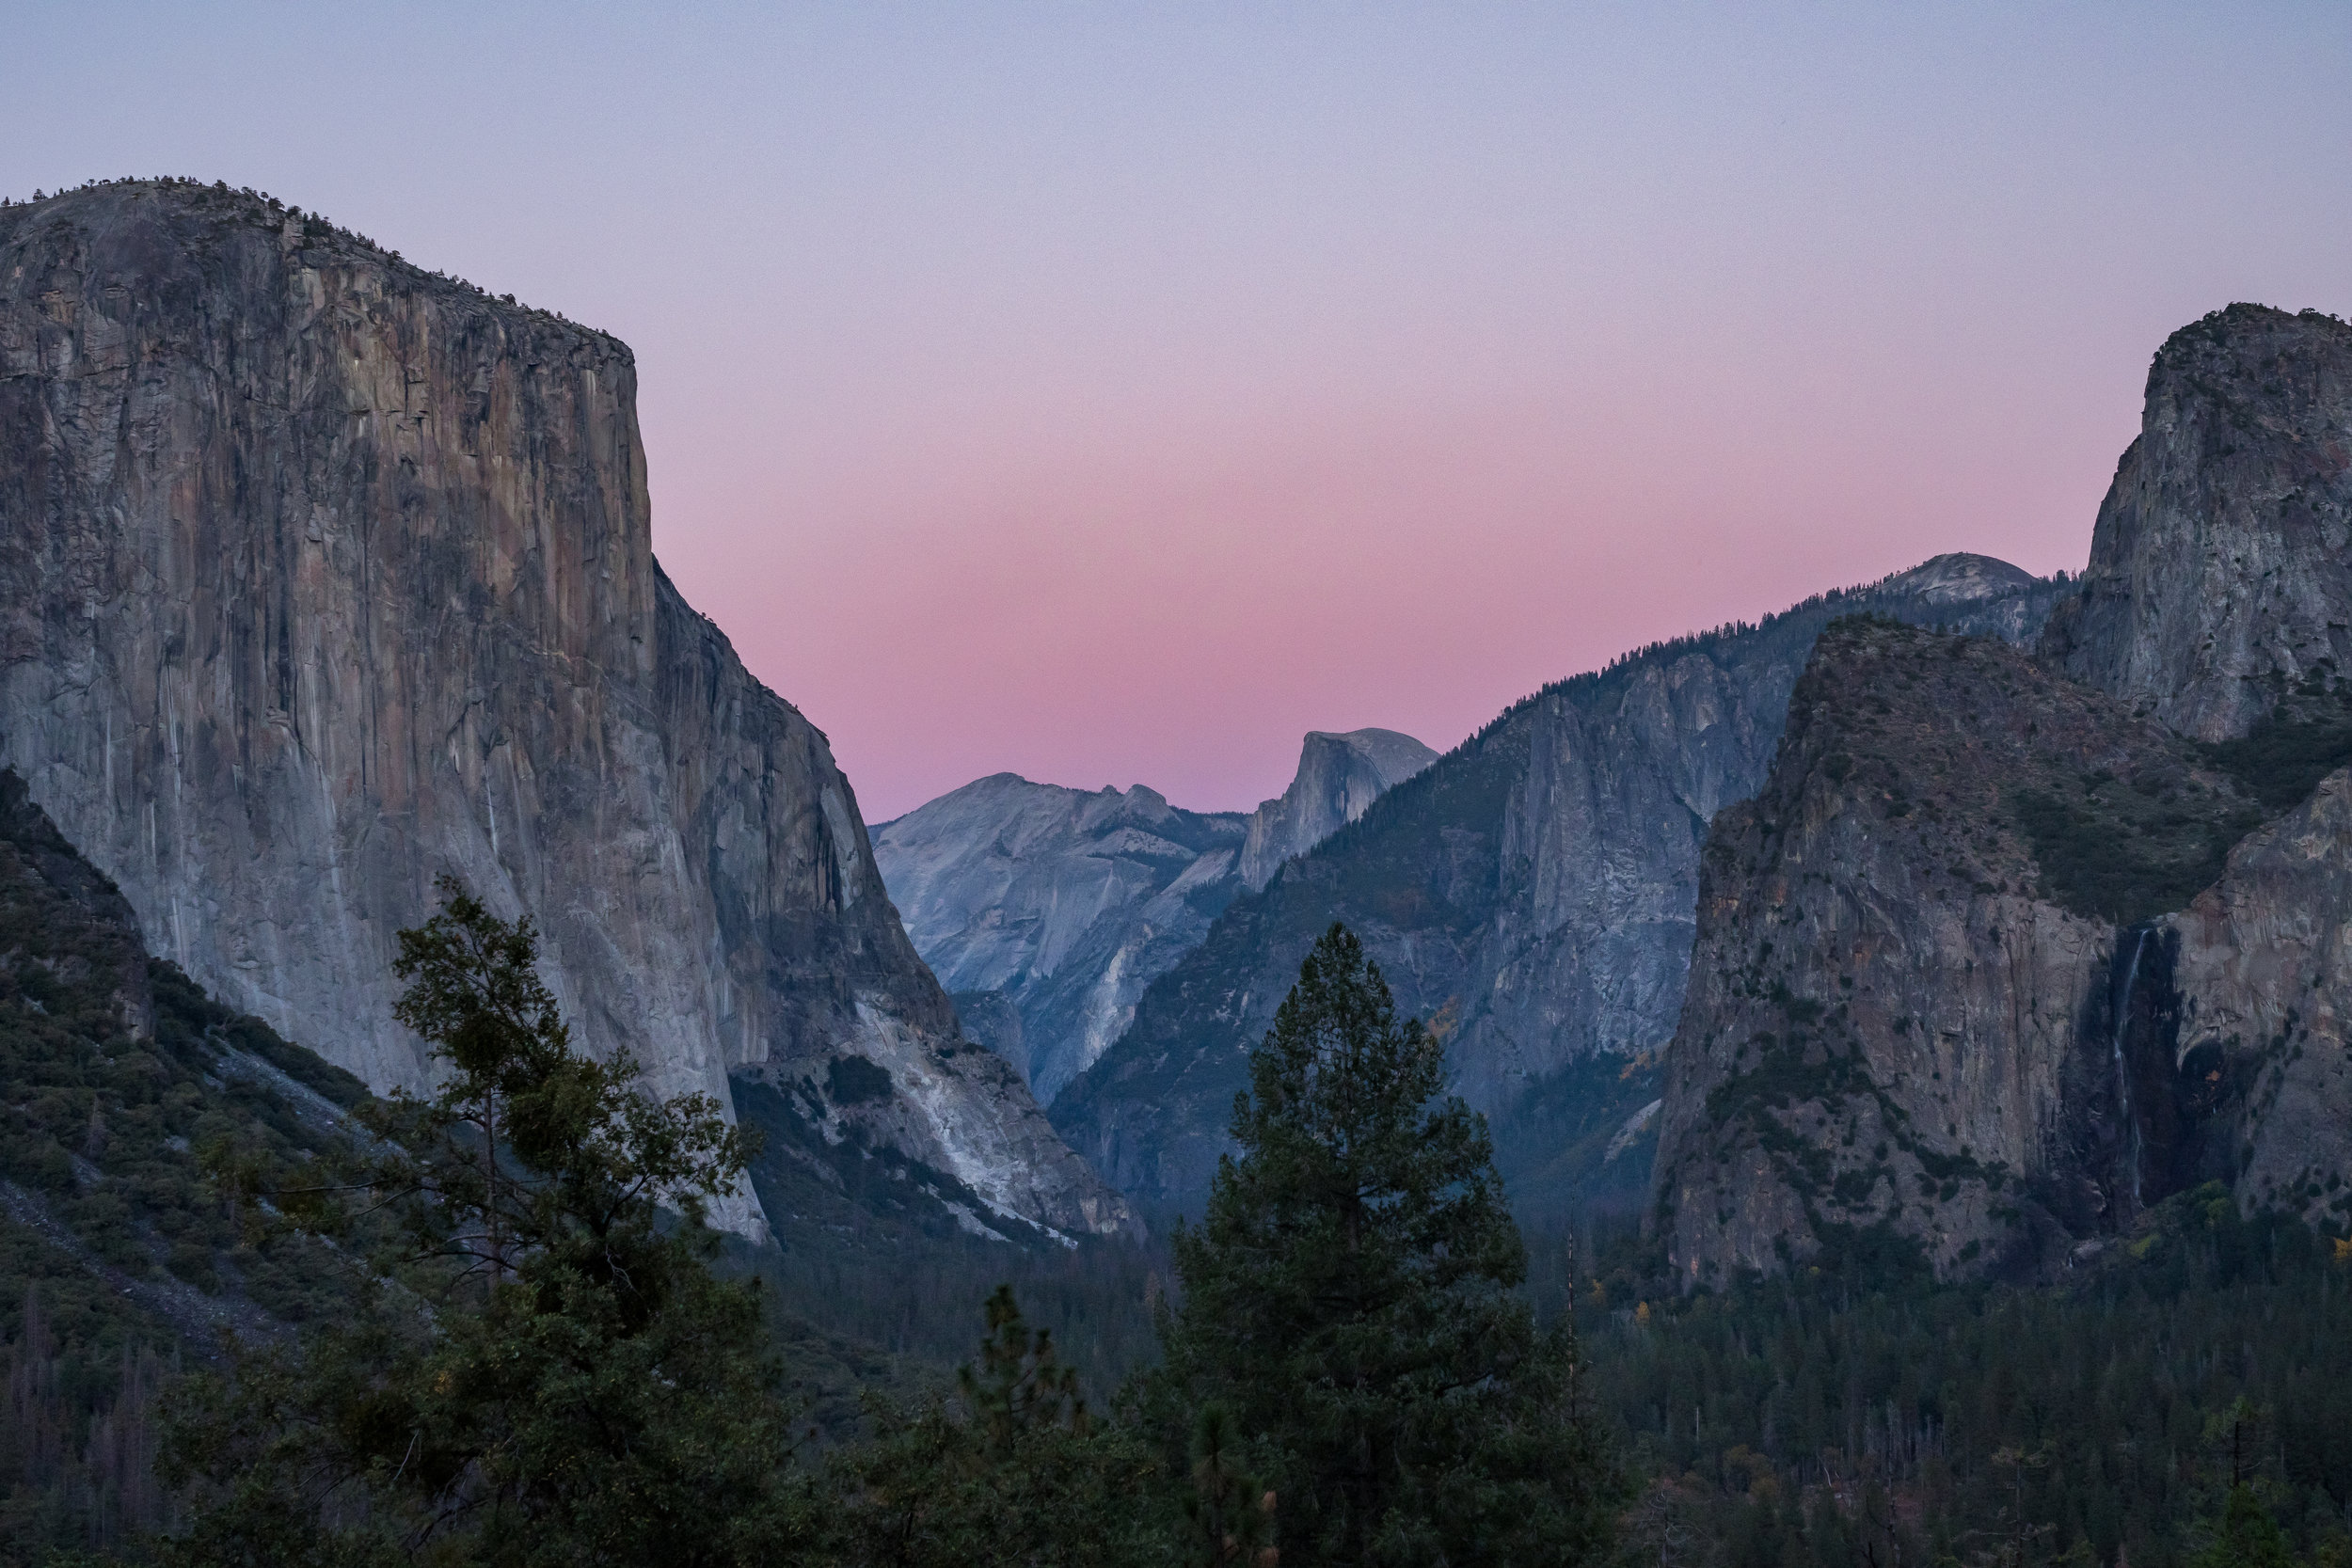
[1051, 553, 2068, 1215]
[1652, 303, 2352, 1283]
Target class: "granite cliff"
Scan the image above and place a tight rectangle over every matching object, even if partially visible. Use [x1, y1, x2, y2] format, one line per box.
[1051, 556, 2066, 1216]
[1653, 305, 2352, 1283]
[1235, 727, 1438, 889]
[0, 179, 1134, 1243]
[1647, 620, 2263, 1285]
[2042, 306, 2352, 740]
[873, 727, 1433, 1102]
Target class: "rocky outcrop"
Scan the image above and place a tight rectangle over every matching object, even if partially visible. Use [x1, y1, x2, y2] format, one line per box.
[1052, 556, 2066, 1214]
[1234, 728, 1436, 889]
[2163, 767, 2352, 1231]
[873, 728, 1431, 1103]
[1648, 621, 2262, 1286]
[0, 180, 1134, 1243]
[2041, 305, 2352, 740]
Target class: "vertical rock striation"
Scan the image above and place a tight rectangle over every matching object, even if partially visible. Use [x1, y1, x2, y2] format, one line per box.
[1656, 304, 2352, 1283]
[0, 180, 1134, 1242]
[2165, 768, 2352, 1230]
[1648, 622, 2258, 1285]
[1233, 728, 1437, 890]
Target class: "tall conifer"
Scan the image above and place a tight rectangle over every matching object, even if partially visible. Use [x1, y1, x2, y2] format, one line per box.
[1152, 923, 1616, 1566]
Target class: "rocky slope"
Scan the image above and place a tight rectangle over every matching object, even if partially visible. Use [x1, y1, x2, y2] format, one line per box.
[2167, 768, 2352, 1231]
[0, 763, 376, 1361]
[0, 179, 1133, 1243]
[1654, 304, 2352, 1284]
[874, 728, 1432, 1102]
[1051, 556, 2066, 1215]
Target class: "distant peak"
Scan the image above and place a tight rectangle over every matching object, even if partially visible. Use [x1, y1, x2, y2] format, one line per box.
[1300, 727, 1438, 788]
[1875, 552, 2041, 606]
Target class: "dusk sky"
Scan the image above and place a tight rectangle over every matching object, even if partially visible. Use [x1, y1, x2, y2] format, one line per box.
[11, 5, 2350, 818]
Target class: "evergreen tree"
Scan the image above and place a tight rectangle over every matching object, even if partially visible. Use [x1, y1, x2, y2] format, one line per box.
[2187, 1487, 2295, 1568]
[159, 880, 801, 1567]
[1150, 924, 1617, 1567]
[818, 1287, 1165, 1568]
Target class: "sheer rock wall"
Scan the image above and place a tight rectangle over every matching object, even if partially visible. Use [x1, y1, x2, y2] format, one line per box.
[0, 181, 1134, 1242]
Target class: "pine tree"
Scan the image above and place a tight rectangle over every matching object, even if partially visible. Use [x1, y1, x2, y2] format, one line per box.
[821, 1287, 1164, 1568]
[160, 880, 801, 1567]
[1150, 924, 1618, 1567]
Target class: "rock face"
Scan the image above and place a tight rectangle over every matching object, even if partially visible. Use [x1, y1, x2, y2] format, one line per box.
[873, 728, 1432, 1102]
[2042, 305, 2352, 741]
[1051, 557, 2065, 1215]
[0, 180, 1134, 1243]
[1655, 305, 2352, 1284]
[1647, 621, 2262, 1286]
[1234, 728, 1438, 889]
[876, 778, 1248, 1103]
[2167, 768, 2352, 1230]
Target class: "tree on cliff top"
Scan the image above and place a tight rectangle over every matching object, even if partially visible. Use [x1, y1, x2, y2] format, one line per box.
[1147, 923, 1618, 1567]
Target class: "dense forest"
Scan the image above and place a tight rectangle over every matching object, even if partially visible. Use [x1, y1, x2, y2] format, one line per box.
[2, 819, 2345, 1564]
[1564, 1196, 2352, 1566]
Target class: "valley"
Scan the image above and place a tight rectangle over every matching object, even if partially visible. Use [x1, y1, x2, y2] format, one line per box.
[3, 179, 2350, 1566]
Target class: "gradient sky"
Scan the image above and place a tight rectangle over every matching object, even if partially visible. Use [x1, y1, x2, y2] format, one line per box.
[10, 4, 2351, 817]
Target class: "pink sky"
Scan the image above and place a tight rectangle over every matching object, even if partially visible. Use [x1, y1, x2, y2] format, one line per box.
[11, 6, 2352, 816]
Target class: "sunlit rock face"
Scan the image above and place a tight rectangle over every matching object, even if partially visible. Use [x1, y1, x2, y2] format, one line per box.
[874, 729, 1434, 1103]
[0, 180, 1135, 1243]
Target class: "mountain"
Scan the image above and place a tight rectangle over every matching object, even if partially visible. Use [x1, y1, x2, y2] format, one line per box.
[2042, 305, 2352, 739]
[874, 728, 1434, 1102]
[0, 179, 1133, 1244]
[1050, 554, 2067, 1217]
[1652, 304, 2352, 1284]
[1235, 727, 1439, 889]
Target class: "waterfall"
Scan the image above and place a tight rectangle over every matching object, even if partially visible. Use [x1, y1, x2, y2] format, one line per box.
[2111, 927, 2150, 1210]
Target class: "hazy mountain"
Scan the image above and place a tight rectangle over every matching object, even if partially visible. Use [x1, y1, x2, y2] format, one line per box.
[875, 728, 1435, 1101]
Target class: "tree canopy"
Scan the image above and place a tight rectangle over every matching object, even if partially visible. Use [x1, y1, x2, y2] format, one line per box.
[1149, 922, 1618, 1567]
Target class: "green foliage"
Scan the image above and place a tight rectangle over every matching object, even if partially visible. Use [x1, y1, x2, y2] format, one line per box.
[2188, 1486, 2296, 1568]
[726, 1071, 1168, 1415]
[0, 770, 371, 1564]
[1486, 1050, 1662, 1220]
[159, 882, 797, 1568]
[2011, 770, 2261, 925]
[1145, 924, 1619, 1567]
[2200, 695, 2352, 814]
[1184, 1403, 1274, 1567]
[1586, 1191, 2352, 1567]
[808, 1288, 1168, 1568]
[824, 1055, 896, 1108]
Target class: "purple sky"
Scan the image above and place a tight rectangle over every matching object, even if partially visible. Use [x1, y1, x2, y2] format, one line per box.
[11, 5, 2351, 817]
